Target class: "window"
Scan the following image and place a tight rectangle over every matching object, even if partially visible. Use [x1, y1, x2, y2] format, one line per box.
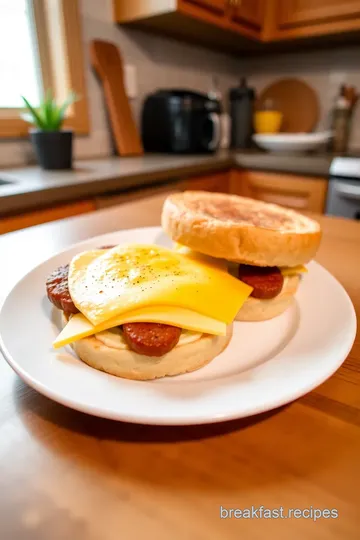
[0, 0, 42, 108]
[0, 0, 89, 137]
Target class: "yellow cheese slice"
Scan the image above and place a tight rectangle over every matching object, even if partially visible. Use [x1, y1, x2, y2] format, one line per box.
[280, 265, 307, 276]
[69, 244, 252, 326]
[53, 306, 227, 349]
[174, 245, 307, 278]
[173, 243, 228, 271]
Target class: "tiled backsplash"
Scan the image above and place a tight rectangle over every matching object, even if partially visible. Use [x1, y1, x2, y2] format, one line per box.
[0, 0, 359, 167]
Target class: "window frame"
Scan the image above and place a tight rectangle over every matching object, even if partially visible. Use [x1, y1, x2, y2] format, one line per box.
[0, 0, 89, 138]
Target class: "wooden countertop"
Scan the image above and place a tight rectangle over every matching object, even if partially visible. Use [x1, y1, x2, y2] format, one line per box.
[0, 192, 359, 539]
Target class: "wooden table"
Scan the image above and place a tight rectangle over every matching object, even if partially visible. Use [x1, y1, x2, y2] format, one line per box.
[0, 192, 359, 539]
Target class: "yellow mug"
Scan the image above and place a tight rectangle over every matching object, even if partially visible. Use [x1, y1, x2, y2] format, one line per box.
[254, 111, 283, 134]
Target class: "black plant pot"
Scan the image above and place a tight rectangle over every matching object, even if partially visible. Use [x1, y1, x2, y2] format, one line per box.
[30, 130, 73, 170]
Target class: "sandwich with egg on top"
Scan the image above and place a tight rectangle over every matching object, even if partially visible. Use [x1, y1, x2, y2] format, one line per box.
[46, 243, 252, 380]
[161, 191, 322, 321]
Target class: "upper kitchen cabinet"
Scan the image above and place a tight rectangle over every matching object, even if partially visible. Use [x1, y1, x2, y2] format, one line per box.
[266, 0, 360, 40]
[229, 0, 265, 33]
[113, 0, 264, 55]
[180, 0, 264, 37]
[113, 0, 360, 52]
[183, 0, 226, 16]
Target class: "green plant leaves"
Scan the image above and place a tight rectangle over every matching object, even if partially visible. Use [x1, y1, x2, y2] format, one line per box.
[20, 95, 46, 130]
[20, 90, 80, 131]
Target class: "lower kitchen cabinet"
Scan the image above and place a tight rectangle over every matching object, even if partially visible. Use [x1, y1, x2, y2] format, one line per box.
[183, 170, 229, 192]
[0, 199, 96, 235]
[95, 170, 229, 209]
[229, 170, 328, 213]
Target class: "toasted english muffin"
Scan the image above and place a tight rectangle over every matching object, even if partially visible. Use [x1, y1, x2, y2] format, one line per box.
[161, 191, 321, 267]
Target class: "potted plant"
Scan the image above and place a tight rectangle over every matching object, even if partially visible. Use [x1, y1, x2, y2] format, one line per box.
[21, 90, 78, 170]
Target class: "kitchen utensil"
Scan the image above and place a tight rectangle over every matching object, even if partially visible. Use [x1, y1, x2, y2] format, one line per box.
[229, 78, 255, 149]
[331, 84, 358, 153]
[253, 131, 332, 153]
[90, 40, 143, 157]
[208, 76, 230, 149]
[258, 78, 319, 133]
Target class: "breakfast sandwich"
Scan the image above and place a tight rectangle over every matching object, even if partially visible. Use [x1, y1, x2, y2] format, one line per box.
[46, 244, 252, 380]
[161, 191, 322, 321]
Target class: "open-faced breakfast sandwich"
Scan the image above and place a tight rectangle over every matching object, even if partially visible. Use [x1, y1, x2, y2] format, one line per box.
[162, 191, 322, 321]
[47, 243, 252, 380]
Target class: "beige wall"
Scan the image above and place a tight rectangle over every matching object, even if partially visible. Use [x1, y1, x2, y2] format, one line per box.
[1, 0, 360, 168]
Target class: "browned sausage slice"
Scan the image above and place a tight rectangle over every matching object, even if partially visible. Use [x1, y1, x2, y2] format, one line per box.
[238, 265, 284, 300]
[122, 322, 182, 357]
[46, 264, 79, 315]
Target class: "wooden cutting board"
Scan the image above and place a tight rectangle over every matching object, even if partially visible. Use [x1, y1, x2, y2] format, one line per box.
[90, 40, 143, 156]
[257, 78, 319, 133]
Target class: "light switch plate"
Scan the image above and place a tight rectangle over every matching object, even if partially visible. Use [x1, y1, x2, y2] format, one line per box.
[124, 64, 137, 99]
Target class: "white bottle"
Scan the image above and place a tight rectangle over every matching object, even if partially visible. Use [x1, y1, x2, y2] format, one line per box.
[208, 76, 230, 149]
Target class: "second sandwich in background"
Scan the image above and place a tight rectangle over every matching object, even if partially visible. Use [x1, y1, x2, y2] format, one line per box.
[161, 191, 322, 321]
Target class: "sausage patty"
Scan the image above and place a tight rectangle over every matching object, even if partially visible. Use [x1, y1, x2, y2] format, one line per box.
[122, 322, 182, 357]
[46, 264, 79, 315]
[238, 264, 284, 300]
[47, 260, 182, 357]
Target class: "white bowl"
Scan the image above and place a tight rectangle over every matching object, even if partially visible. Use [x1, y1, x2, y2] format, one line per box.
[253, 131, 332, 153]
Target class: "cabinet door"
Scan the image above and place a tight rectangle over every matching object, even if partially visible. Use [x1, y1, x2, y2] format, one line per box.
[229, 170, 327, 213]
[231, 0, 264, 30]
[182, 0, 226, 15]
[278, 0, 360, 27]
[0, 200, 96, 235]
[184, 170, 229, 193]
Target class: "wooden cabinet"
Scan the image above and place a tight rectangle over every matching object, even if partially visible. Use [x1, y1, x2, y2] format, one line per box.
[0, 200, 96, 235]
[113, 0, 264, 55]
[180, 0, 264, 37]
[184, 0, 226, 15]
[96, 171, 229, 210]
[229, 170, 328, 213]
[183, 170, 229, 193]
[114, 0, 360, 51]
[230, 0, 265, 31]
[268, 0, 360, 40]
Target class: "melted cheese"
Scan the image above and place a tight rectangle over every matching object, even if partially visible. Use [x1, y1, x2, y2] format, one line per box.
[280, 265, 307, 276]
[174, 246, 307, 278]
[53, 305, 226, 349]
[173, 243, 228, 271]
[68, 244, 252, 326]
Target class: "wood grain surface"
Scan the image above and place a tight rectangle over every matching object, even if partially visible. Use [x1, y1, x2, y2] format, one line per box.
[257, 78, 319, 133]
[0, 192, 359, 539]
[90, 40, 143, 157]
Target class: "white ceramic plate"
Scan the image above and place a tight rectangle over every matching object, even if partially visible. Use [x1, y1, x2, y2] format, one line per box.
[0, 227, 356, 425]
[253, 131, 332, 153]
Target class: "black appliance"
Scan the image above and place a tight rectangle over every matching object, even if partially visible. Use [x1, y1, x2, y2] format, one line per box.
[327, 157, 360, 219]
[141, 89, 220, 154]
[229, 78, 255, 149]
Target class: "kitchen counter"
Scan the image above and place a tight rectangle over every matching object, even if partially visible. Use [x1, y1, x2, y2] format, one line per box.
[0, 150, 333, 215]
[0, 192, 359, 539]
